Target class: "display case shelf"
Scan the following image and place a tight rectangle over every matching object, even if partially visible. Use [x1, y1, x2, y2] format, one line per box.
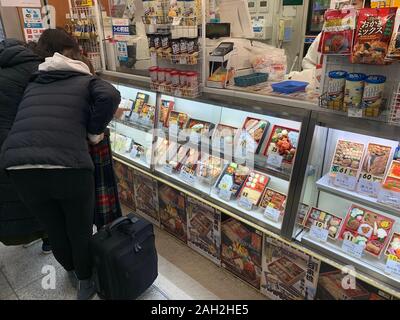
[114, 118, 154, 133]
[316, 174, 400, 218]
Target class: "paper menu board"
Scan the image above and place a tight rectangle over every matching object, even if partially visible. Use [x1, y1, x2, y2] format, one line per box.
[383, 160, 400, 192]
[264, 125, 299, 166]
[238, 171, 270, 206]
[304, 207, 343, 240]
[330, 140, 365, 177]
[235, 117, 270, 156]
[339, 204, 395, 258]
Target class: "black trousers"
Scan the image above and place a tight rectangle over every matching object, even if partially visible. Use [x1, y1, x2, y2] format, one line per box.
[9, 169, 94, 280]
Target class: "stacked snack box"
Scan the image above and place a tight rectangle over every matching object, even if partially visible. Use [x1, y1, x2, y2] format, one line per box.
[221, 218, 263, 288]
[187, 196, 221, 265]
[113, 160, 136, 211]
[133, 170, 160, 226]
[261, 236, 321, 300]
[158, 183, 187, 243]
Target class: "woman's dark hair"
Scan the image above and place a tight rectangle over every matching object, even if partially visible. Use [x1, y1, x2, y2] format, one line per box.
[35, 28, 80, 59]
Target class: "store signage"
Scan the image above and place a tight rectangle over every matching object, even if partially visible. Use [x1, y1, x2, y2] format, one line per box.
[264, 206, 280, 222]
[334, 172, 358, 190]
[116, 41, 129, 62]
[385, 255, 400, 277]
[266, 153, 283, 168]
[309, 225, 329, 242]
[1, 0, 41, 7]
[22, 8, 45, 43]
[112, 19, 130, 40]
[342, 240, 364, 259]
[219, 189, 232, 201]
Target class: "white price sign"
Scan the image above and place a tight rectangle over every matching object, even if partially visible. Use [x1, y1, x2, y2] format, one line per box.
[377, 189, 400, 208]
[219, 189, 232, 201]
[358, 178, 380, 197]
[334, 173, 358, 190]
[348, 108, 363, 118]
[267, 153, 283, 168]
[180, 169, 196, 185]
[238, 197, 253, 211]
[309, 225, 329, 242]
[264, 206, 281, 222]
[130, 147, 138, 159]
[342, 240, 364, 259]
[385, 255, 400, 277]
[163, 164, 173, 175]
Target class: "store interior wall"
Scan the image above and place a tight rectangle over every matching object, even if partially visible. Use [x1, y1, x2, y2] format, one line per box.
[0, 6, 24, 41]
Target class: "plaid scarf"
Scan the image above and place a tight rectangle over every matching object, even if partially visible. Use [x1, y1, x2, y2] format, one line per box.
[89, 129, 122, 229]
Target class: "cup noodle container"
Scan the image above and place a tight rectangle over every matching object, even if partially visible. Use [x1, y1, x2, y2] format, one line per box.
[362, 75, 386, 118]
[327, 70, 347, 110]
[343, 73, 366, 112]
[149, 66, 158, 82]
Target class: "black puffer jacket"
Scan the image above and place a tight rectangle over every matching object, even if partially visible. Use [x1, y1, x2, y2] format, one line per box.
[0, 39, 43, 245]
[1, 69, 120, 170]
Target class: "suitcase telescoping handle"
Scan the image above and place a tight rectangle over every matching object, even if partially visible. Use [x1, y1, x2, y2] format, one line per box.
[105, 213, 139, 236]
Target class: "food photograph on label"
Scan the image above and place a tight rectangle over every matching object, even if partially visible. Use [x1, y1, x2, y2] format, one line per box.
[133, 171, 160, 225]
[259, 188, 287, 216]
[330, 139, 365, 178]
[216, 163, 251, 199]
[359, 143, 392, 181]
[383, 160, 400, 192]
[264, 125, 299, 167]
[339, 204, 395, 257]
[385, 232, 400, 260]
[304, 207, 343, 240]
[238, 171, 270, 207]
[235, 117, 269, 156]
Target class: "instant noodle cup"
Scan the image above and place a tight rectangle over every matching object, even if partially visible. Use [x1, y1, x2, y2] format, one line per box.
[362, 75, 386, 117]
[327, 70, 347, 110]
[343, 73, 366, 111]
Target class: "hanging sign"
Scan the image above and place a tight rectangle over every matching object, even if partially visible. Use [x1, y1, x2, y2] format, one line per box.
[1, 0, 41, 7]
[116, 41, 129, 62]
[22, 8, 45, 42]
[112, 18, 130, 40]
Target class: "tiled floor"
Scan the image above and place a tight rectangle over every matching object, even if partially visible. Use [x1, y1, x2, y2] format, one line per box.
[0, 227, 266, 300]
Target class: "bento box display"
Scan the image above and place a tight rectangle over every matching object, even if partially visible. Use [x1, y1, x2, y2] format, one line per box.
[134, 171, 160, 226]
[215, 163, 251, 200]
[259, 188, 287, 222]
[382, 160, 400, 193]
[235, 117, 269, 157]
[238, 171, 270, 209]
[158, 183, 187, 242]
[196, 153, 224, 185]
[261, 236, 320, 300]
[385, 232, 400, 260]
[221, 218, 263, 288]
[339, 204, 395, 258]
[168, 111, 189, 135]
[211, 123, 238, 153]
[187, 197, 221, 265]
[186, 119, 214, 144]
[304, 207, 343, 240]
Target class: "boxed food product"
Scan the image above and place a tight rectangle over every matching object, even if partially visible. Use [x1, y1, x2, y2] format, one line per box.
[259, 188, 287, 219]
[166, 145, 190, 171]
[238, 171, 270, 208]
[385, 232, 400, 260]
[128, 92, 150, 119]
[168, 111, 189, 133]
[261, 236, 320, 300]
[264, 125, 299, 169]
[187, 196, 221, 265]
[186, 119, 214, 143]
[382, 160, 400, 192]
[339, 204, 395, 257]
[134, 171, 160, 226]
[196, 153, 224, 185]
[177, 148, 200, 174]
[221, 218, 263, 288]
[211, 123, 238, 152]
[304, 207, 343, 240]
[216, 163, 251, 200]
[317, 271, 370, 300]
[297, 203, 310, 226]
[158, 183, 187, 242]
[351, 8, 397, 64]
[138, 103, 156, 123]
[159, 100, 174, 128]
[320, 9, 356, 55]
[235, 117, 269, 156]
[329, 139, 365, 189]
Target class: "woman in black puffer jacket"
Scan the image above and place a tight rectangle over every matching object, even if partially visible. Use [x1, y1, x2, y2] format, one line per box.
[0, 39, 46, 247]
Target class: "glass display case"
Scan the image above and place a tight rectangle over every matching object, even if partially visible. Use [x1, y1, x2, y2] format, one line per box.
[293, 111, 400, 291]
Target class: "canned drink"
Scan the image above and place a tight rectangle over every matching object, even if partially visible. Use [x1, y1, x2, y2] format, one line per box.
[343, 73, 366, 111]
[362, 75, 386, 117]
[327, 70, 347, 110]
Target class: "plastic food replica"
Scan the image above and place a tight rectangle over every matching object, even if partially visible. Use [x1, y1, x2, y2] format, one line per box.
[196, 154, 224, 185]
[339, 204, 395, 257]
[216, 163, 250, 199]
[304, 207, 343, 240]
[330, 139, 365, 179]
[383, 160, 400, 192]
[264, 125, 299, 166]
[259, 188, 287, 215]
[385, 232, 400, 260]
[129, 92, 150, 118]
[238, 171, 270, 207]
[235, 117, 269, 155]
[359, 143, 392, 180]
[186, 119, 214, 141]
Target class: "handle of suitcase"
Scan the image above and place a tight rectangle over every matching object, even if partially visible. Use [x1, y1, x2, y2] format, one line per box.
[105, 213, 139, 236]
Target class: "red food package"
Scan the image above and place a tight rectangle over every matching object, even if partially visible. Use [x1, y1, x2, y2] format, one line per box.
[352, 8, 397, 64]
[320, 9, 356, 55]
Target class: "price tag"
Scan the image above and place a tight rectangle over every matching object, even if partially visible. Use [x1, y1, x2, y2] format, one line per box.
[348, 108, 363, 118]
[334, 173, 358, 190]
[267, 153, 283, 168]
[309, 225, 329, 242]
[342, 240, 364, 259]
[130, 147, 138, 158]
[377, 188, 400, 208]
[385, 255, 400, 277]
[172, 17, 182, 26]
[219, 189, 232, 201]
[264, 206, 280, 222]
[180, 169, 196, 185]
[358, 178, 380, 197]
[238, 197, 253, 211]
[163, 164, 173, 175]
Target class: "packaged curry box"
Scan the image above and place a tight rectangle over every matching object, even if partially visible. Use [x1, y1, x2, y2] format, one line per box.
[158, 183, 187, 243]
[261, 236, 321, 300]
[221, 217, 263, 289]
[113, 160, 136, 210]
[187, 196, 221, 265]
[133, 170, 160, 226]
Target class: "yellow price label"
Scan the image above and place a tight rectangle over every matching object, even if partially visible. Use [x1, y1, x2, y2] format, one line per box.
[388, 254, 400, 263]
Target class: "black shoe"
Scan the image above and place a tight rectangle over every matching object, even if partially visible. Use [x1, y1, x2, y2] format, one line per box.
[77, 278, 96, 300]
[41, 238, 52, 254]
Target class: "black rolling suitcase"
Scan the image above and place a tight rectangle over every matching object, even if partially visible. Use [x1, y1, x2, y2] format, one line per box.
[90, 213, 158, 300]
